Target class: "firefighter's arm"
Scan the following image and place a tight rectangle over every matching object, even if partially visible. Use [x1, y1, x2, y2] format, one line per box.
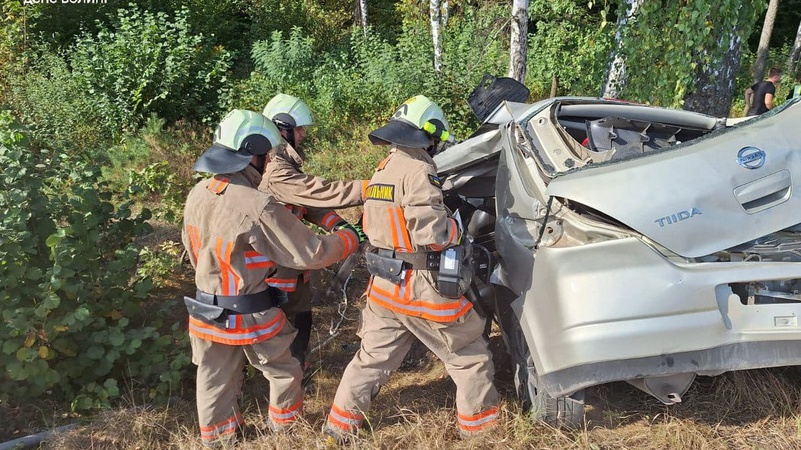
[402, 166, 460, 251]
[270, 168, 368, 209]
[251, 202, 360, 270]
[303, 207, 348, 232]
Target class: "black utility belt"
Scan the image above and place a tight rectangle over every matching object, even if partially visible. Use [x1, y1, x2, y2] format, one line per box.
[365, 248, 440, 285]
[365, 246, 472, 299]
[184, 289, 275, 330]
[193, 290, 274, 314]
[374, 248, 440, 270]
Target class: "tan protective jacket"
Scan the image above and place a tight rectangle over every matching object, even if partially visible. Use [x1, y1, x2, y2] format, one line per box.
[259, 145, 367, 209]
[259, 145, 367, 291]
[182, 165, 360, 344]
[362, 146, 471, 322]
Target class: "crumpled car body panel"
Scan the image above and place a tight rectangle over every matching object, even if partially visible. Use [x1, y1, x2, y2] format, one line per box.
[435, 97, 801, 398]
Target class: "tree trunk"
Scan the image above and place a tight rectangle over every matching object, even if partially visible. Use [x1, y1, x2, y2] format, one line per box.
[508, 0, 529, 83]
[788, 19, 801, 75]
[753, 0, 779, 83]
[357, 0, 368, 35]
[683, 30, 742, 116]
[601, 0, 643, 98]
[430, 0, 443, 72]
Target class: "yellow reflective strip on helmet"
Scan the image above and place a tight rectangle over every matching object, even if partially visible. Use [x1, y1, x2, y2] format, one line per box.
[423, 121, 449, 141]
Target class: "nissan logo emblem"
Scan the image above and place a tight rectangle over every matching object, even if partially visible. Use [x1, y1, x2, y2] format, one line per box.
[737, 146, 766, 169]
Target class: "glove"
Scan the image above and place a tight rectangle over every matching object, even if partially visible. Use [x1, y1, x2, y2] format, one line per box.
[336, 222, 367, 244]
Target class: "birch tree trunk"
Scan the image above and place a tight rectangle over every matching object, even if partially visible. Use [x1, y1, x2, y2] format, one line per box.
[788, 19, 801, 74]
[683, 29, 743, 116]
[358, 0, 368, 35]
[508, 0, 529, 83]
[600, 0, 643, 98]
[430, 0, 443, 72]
[753, 0, 779, 83]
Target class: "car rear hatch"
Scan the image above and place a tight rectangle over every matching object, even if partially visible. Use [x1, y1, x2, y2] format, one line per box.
[545, 101, 801, 258]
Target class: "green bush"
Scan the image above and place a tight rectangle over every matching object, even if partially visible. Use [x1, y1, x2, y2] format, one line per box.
[251, 27, 318, 100]
[526, 0, 613, 98]
[70, 4, 232, 131]
[234, 3, 510, 145]
[0, 111, 190, 409]
[6, 50, 116, 150]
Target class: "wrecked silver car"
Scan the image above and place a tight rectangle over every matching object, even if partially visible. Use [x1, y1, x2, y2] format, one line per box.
[434, 78, 801, 426]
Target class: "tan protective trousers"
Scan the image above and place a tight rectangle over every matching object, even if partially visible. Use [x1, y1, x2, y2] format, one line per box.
[191, 317, 303, 444]
[326, 299, 499, 437]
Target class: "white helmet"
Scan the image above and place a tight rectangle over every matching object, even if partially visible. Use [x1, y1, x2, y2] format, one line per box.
[262, 93, 314, 129]
[368, 95, 453, 148]
[193, 109, 281, 174]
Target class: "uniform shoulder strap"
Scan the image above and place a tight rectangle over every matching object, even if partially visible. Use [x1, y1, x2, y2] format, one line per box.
[376, 155, 392, 171]
[206, 175, 230, 195]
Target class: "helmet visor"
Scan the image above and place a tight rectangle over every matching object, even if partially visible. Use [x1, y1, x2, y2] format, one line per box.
[368, 120, 433, 148]
[193, 143, 253, 174]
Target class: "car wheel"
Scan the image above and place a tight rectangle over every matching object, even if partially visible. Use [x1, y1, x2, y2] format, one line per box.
[494, 284, 585, 428]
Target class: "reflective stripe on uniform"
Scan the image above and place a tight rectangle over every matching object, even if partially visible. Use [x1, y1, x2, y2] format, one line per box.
[186, 225, 201, 261]
[269, 400, 303, 424]
[207, 176, 230, 194]
[367, 271, 472, 322]
[457, 406, 499, 432]
[200, 411, 242, 441]
[336, 229, 358, 259]
[388, 207, 413, 252]
[215, 238, 240, 296]
[326, 404, 364, 432]
[320, 211, 343, 231]
[267, 277, 299, 292]
[244, 250, 274, 269]
[188, 311, 286, 345]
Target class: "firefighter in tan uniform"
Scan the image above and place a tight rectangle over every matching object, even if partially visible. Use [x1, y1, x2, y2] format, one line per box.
[324, 96, 500, 441]
[259, 94, 368, 370]
[181, 109, 364, 447]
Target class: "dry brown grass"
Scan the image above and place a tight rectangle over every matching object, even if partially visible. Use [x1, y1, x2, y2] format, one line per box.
[9, 231, 801, 450]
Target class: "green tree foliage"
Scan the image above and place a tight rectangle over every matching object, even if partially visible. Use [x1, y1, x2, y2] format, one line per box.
[612, 0, 764, 107]
[70, 5, 231, 129]
[5, 4, 231, 150]
[0, 111, 190, 409]
[526, 0, 613, 97]
[6, 51, 113, 150]
[234, 2, 509, 142]
[248, 0, 353, 52]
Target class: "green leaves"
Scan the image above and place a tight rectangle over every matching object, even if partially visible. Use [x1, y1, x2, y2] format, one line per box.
[607, 0, 764, 107]
[0, 117, 189, 409]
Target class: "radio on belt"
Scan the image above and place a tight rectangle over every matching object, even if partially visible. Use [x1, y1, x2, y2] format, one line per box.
[437, 246, 463, 298]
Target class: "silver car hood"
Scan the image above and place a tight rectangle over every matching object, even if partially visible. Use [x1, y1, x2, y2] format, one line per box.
[546, 101, 801, 258]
